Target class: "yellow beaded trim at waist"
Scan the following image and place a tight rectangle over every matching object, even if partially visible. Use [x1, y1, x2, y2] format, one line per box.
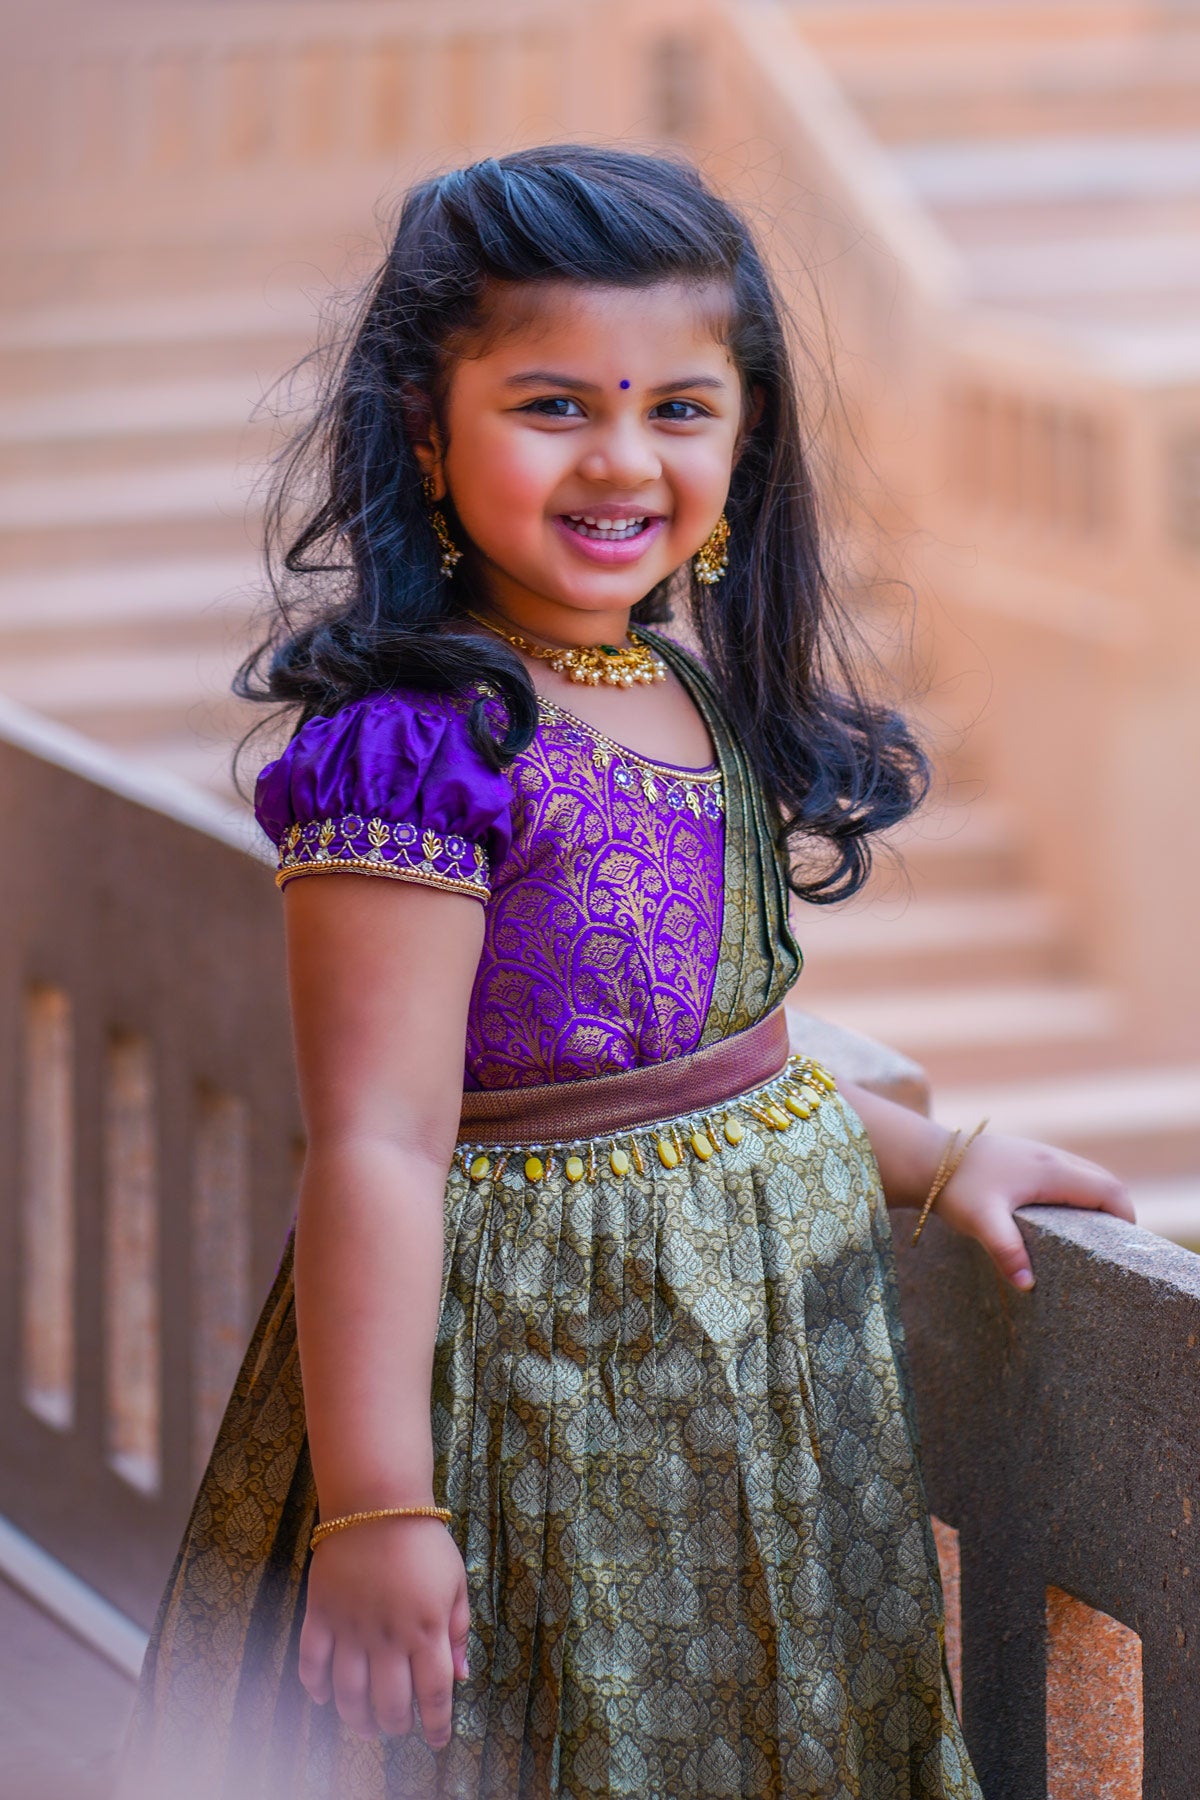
[456, 1055, 837, 1187]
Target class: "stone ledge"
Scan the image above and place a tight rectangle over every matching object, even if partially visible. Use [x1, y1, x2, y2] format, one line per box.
[786, 1005, 931, 1114]
[895, 1199, 1200, 1794]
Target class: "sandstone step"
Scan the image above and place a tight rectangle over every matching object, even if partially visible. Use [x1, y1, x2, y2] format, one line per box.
[1049, 317, 1200, 383]
[930, 1063, 1200, 1182]
[79, 722, 275, 805]
[59, 699, 258, 768]
[794, 979, 1121, 1089]
[126, 730, 260, 804]
[0, 288, 325, 397]
[931, 193, 1200, 252]
[873, 800, 1021, 897]
[1000, 286, 1200, 336]
[1130, 1176, 1200, 1251]
[865, 99, 1200, 154]
[795, 889, 1068, 992]
[893, 132, 1200, 211]
[0, 461, 254, 532]
[0, 609, 258, 662]
[0, 377, 286, 479]
[837, 38, 1200, 142]
[0, 462, 262, 569]
[0, 642, 254, 740]
[0, 554, 262, 634]
[0, 219, 361, 311]
[792, 0, 1173, 57]
[959, 231, 1200, 309]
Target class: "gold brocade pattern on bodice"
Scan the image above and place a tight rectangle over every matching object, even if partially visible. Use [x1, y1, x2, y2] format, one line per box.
[465, 696, 727, 1088]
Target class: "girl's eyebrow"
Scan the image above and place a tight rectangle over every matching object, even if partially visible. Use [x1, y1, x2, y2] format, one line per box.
[504, 370, 729, 394]
[504, 370, 600, 391]
[647, 374, 728, 395]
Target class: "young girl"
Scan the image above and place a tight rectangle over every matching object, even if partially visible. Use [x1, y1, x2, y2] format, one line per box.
[117, 145, 1131, 1800]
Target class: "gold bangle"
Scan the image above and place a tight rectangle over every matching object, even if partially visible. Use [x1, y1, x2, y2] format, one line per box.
[910, 1128, 959, 1246]
[310, 1505, 452, 1550]
[910, 1118, 989, 1246]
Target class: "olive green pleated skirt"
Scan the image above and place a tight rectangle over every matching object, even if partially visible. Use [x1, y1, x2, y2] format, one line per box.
[116, 1080, 980, 1800]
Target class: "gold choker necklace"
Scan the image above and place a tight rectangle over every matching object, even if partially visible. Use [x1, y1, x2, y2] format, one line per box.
[469, 613, 667, 688]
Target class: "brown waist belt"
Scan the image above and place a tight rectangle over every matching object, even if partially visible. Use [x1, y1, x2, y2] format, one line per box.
[457, 1008, 791, 1146]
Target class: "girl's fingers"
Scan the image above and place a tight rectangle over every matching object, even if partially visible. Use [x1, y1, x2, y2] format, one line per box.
[298, 1609, 335, 1705]
[1043, 1156, 1135, 1223]
[976, 1204, 1035, 1291]
[331, 1638, 375, 1739]
[449, 1584, 471, 1685]
[369, 1650, 414, 1739]
[411, 1636, 456, 1751]
[938, 1135, 1135, 1292]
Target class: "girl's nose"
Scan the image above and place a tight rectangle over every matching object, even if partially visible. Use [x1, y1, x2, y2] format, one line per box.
[577, 420, 662, 488]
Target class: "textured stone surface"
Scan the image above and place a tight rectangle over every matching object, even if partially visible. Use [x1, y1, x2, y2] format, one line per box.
[895, 1205, 1200, 1798]
[1046, 1586, 1143, 1800]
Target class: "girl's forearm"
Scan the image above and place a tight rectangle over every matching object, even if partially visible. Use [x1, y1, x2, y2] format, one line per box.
[839, 1080, 950, 1211]
[294, 1135, 449, 1517]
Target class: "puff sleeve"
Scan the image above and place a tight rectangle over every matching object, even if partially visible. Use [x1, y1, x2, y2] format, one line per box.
[254, 690, 513, 902]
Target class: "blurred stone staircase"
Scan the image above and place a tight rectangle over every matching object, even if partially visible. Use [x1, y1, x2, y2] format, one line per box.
[0, 286, 325, 796]
[795, 0, 1200, 369]
[778, 0, 1200, 1220]
[792, 779, 1200, 1204]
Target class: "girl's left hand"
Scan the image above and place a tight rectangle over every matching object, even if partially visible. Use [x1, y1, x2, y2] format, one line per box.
[932, 1133, 1135, 1291]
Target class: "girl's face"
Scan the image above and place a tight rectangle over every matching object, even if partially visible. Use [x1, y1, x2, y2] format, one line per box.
[424, 280, 744, 638]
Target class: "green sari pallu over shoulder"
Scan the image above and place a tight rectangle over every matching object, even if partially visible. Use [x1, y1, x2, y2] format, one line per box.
[116, 637, 981, 1800]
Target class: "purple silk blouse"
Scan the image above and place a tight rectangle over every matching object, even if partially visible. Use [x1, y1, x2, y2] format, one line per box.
[255, 686, 726, 1089]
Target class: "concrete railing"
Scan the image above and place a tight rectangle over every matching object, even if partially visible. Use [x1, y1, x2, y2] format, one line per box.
[0, 700, 300, 1627]
[2, 706, 1197, 1786]
[894, 1204, 1200, 1798]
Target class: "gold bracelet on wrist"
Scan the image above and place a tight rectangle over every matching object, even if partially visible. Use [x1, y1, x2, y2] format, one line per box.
[911, 1128, 959, 1243]
[910, 1118, 989, 1247]
[310, 1505, 452, 1551]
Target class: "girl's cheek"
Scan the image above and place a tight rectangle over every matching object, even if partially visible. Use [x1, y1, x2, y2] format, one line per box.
[450, 462, 560, 554]
[668, 433, 737, 498]
[485, 434, 575, 511]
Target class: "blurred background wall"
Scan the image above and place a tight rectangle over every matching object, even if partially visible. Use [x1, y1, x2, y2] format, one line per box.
[1, 0, 1198, 1212]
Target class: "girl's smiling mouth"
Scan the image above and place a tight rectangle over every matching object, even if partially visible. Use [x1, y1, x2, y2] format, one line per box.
[554, 511, 667, 564]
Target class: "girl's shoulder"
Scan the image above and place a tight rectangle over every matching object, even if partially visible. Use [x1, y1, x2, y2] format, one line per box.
[254, 686, 514, 902]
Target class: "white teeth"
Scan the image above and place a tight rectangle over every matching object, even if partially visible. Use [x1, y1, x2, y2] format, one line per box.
[565, 514, 649, 540]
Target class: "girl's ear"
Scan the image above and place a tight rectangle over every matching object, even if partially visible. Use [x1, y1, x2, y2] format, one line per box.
[399, 384, 445, 495]
[734, 384, 766, 463]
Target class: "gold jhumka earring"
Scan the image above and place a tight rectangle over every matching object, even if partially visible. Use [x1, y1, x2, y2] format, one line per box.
[693, 513, 730, 585]
[422, 476, 463, 577]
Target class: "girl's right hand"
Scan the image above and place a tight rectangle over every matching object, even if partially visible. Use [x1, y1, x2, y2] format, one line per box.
[298, 1518, 471, 1748]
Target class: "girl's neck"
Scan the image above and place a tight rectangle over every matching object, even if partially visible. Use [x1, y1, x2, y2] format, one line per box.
[475, 586, 632, 651]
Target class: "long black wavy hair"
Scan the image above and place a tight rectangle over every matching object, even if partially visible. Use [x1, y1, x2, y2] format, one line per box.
[237, 142, 928, 902]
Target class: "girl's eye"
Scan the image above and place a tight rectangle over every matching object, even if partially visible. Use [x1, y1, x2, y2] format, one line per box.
[652, 399, 708, 423]
[522, 396, 585, 419]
